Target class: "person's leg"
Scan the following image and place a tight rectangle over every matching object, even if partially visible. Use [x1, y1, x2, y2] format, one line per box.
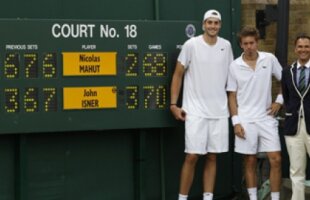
[266, 151, 281, 200]
[285, 135, 307, 200]
[202, 118, 229, 200]
[180, 114, 208, 199]
[234, 121, 258, 200]
[179, 153, 199, 197]
[244, 155, 257, 200]
[202, 153, 216, 200]
[256, 117, 282, 200]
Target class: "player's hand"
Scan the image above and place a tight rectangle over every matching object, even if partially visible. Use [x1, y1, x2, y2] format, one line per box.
[170, 105, 186, 121]
[267, 102, 282, 116]
[234, 124, 245, 139]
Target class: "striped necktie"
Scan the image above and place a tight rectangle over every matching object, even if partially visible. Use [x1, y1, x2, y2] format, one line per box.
[298, 66, 306, 95]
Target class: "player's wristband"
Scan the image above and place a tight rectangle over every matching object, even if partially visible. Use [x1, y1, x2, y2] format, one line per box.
[170, 103, 177, 106]
[275, 94, 284, 105]
[231, 115, 241, 126]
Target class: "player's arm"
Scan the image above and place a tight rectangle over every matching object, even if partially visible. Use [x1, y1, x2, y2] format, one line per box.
[228, 91, 245, 139]
[268, 82, 283, 116]
[268, 57, 283, 116]
[170, 61, 186, 121]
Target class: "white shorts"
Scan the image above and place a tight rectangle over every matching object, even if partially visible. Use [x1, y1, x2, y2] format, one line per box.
[185, 115, 229, 155]
[235, 117, 281, 155]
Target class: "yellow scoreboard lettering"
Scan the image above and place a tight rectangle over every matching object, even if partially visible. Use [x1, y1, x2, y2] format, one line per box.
[63, 87, 117, 110]
[62, 52, 117, 76]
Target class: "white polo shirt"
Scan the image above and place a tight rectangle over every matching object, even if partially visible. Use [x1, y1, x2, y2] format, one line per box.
[178, 35, 233, 118]
[226, 51, 282, 122]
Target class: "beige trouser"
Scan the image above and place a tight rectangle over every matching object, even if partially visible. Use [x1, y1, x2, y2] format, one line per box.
[285, 118, 310, 200]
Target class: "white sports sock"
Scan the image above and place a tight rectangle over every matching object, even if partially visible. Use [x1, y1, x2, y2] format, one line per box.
[271, 192, 280, 200]
[203, 192, 213, 200]
[178, 194, 188, 200]
[247, 187, 257, 200]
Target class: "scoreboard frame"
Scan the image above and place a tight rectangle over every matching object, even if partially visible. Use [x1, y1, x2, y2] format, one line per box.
[0, 19, 200, 134]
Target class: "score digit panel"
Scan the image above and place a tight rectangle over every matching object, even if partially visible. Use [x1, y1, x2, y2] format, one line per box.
[0, 19, 199, 134]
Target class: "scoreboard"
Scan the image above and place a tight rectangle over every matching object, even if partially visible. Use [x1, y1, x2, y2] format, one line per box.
[0, 19, 199, 134]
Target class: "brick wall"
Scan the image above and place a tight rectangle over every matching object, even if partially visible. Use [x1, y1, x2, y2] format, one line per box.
[241, 0, 310, 98]
[241, 0, 310, 64]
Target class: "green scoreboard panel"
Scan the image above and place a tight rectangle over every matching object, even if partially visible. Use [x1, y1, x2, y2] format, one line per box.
[0, 19, 199, 134]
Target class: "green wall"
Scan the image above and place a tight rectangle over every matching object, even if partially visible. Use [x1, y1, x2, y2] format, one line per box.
[0, 0, 241, 199]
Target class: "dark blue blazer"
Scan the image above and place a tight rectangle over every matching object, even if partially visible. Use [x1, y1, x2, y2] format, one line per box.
[281, 62, 310, 135]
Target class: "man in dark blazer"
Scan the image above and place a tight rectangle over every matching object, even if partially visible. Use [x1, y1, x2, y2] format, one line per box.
[281, 33, 310, 200]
